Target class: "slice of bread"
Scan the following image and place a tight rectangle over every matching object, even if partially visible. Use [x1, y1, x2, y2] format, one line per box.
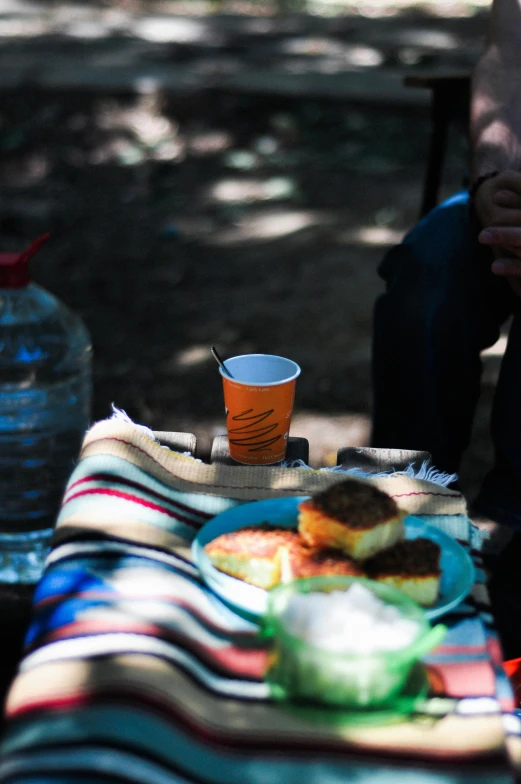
[280, 538, 365, 583]
[298, 479, 405, 560]
[365, 538, 442, 606]
[204, 524, 299, 589]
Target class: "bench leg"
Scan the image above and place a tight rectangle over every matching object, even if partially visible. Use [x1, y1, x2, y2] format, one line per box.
[420, 88, 450, 218]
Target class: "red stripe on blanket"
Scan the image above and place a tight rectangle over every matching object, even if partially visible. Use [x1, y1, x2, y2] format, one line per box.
[65, 474, 213, 520]
[28, 619, 268, 679]
[434, 644, 488, 655]
[392, 491, 463, 499]
[485, 635, 505, 667]
[29, 596, 258, 646]
[427, 661, 497, 698]
[62, 488, 201, 529]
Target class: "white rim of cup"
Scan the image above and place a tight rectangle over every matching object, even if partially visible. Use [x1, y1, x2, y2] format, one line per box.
[219, 354, 301, 387]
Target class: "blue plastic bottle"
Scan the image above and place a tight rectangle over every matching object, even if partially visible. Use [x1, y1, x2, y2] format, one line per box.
[0, 234, 92, 583]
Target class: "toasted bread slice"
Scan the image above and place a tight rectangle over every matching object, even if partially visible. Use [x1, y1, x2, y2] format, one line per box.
[298, 479, 405, 560]
[365, 538, 442, 606]
[204, 524, 299, 589]
[280, 538, 365, 583]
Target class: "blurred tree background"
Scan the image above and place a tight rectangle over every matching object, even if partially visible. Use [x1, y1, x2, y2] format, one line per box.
[0, 0, 495, 501]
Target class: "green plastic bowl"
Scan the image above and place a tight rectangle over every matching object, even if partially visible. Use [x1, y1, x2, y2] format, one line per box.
[262, 575, 446, 709]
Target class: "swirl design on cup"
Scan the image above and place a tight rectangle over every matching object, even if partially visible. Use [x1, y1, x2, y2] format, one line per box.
[228, 408, 281, 452]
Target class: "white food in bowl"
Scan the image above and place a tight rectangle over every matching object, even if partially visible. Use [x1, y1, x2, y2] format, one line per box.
[280, 582, 421, 654]
[266, 579, 432, 708]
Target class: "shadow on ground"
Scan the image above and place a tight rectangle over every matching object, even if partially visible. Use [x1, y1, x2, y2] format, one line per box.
[0, 2, 497, 503]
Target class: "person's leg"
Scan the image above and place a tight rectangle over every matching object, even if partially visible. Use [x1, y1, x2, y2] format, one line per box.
[371, 191, 514, 476]
[473, 306, 521, 660]
[474, 306, 521, 527]
[485, 532, 521, 659]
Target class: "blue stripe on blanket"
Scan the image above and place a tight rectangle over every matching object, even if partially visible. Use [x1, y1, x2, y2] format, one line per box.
[1, 707, 512, 784]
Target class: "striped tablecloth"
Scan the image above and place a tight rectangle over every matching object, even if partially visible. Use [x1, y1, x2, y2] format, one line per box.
[1, 416, 521, 784]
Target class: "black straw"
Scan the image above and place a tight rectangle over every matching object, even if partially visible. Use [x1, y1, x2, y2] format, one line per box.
[210, 346, 234, 378]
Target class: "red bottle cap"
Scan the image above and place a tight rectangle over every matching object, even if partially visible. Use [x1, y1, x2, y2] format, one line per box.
[0, 234, 51, 288]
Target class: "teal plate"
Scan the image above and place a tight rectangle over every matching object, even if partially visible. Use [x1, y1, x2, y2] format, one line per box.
[192, 497, 475, 622]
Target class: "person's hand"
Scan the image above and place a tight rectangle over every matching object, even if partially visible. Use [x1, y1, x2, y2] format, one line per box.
[475, 171, 521, 297]
[479, 225, 521, 296]
[474, 170, 521, 229]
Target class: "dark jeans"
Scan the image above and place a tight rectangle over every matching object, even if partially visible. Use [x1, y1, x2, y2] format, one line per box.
[484, 537, 521, 660]
[371, 191, 521, 658]
[372, 191, 521, 528]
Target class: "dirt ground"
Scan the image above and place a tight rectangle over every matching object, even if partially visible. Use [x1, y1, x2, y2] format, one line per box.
[0, 2, 498, 504]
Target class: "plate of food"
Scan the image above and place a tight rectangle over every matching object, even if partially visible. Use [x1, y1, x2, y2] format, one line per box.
[192, 479, 475, 621]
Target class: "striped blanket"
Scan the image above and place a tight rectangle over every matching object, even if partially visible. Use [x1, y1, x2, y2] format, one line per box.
[1, 417, 521, 784]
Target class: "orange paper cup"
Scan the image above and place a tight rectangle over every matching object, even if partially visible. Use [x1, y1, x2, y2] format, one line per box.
[220, 354, 301, 465]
